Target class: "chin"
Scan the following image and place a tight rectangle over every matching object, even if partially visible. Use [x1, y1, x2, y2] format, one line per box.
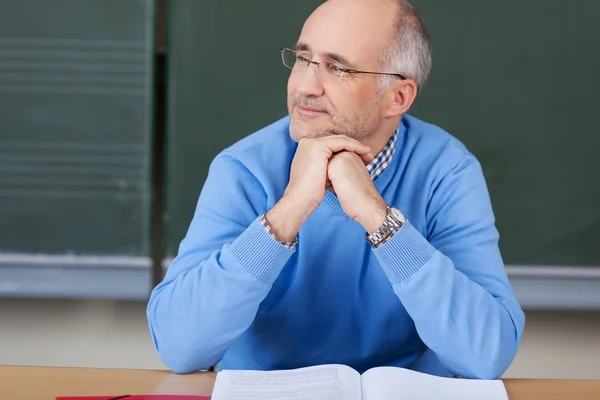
[289, 117, 333, 142]
[289, 124, 329, 142]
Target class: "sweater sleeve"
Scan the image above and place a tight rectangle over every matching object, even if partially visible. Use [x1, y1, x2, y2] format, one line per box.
[373, 153, 525, 379]
[146, 152, 295, 374]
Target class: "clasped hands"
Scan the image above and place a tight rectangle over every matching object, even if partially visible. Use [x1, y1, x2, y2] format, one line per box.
[266, 135, 389, 243]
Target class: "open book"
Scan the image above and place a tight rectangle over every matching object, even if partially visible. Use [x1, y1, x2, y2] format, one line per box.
[211, 364, 508, 400]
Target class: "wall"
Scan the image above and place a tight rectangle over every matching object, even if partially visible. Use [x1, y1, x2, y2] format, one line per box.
[0, 299, 598, 379]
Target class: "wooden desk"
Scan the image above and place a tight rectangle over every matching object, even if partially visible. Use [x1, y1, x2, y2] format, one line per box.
[0, 366, 598, 400]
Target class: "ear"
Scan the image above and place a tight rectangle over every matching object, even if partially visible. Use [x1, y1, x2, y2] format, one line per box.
[382, 79, 418, 117]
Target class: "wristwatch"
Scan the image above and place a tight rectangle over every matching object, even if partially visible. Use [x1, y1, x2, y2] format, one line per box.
[365, 206, 406, 248]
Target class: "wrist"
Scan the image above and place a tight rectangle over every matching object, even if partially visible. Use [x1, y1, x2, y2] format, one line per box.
[266, 195, 313, 242]
[365, 206, 407, 248]
[356, 199, 388, 234]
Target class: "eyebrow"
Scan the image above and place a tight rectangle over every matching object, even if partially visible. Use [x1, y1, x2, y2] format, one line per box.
[294, 42, 358, 69]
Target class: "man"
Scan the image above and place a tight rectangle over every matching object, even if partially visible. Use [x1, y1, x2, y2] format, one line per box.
[147, 0, 525, 379]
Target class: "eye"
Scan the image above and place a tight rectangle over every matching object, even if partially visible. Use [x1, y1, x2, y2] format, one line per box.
[296, 53, 311, 64]
[325, 62, 345, 74]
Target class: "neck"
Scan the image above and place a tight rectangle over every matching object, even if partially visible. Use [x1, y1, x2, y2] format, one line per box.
[362, 116, 402, 156]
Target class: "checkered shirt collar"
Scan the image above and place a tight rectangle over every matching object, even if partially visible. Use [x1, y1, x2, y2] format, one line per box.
[366, 128, 398, 181]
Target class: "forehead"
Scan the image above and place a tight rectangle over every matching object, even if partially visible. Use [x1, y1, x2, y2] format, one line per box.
[297, 0, 396, 68]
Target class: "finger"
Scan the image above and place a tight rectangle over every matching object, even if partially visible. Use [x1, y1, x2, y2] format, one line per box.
[360, 152, 375, 164]
[341, 148, 375, 164]
[330, 147, 374, 165]
[319, 136, 371, 156]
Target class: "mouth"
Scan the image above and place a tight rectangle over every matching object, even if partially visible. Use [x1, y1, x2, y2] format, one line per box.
[296, 105, 328, 117]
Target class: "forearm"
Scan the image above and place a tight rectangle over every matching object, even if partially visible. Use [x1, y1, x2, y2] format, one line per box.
[374, 222, 524, 379]
[265, 195, 316, 242]
[147, 218, 294, 373]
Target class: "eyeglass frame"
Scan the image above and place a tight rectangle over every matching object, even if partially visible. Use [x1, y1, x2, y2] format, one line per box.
[279, 48, 406, 81]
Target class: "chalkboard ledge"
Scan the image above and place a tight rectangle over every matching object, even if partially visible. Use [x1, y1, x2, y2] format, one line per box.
[0, 253, 151, 300]
[506, 266, 600, 310]
[1, 255, 599, 309]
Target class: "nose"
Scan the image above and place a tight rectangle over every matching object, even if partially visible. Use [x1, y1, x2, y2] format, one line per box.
[295, 62, 325, 98]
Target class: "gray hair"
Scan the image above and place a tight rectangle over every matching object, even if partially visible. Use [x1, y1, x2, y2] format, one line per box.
[378, 0, 432, 92]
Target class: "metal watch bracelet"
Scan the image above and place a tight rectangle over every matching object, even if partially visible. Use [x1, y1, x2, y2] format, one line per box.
[366, 206, 406, 248]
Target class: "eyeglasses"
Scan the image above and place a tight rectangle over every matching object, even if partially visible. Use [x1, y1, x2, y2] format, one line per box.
[279, 48, 406, 81]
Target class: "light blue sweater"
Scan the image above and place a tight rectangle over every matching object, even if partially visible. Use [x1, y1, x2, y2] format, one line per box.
[147, 115, 525, 379]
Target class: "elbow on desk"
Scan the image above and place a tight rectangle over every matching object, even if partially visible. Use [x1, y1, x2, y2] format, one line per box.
[147, 325, 220, 374]
[449, 338, 520, 380]
[160, 350, 215, 375]
[146, 303, 220, 374]
[444, 353, 512, 380]
[151, 331, 220, 374]
[464, 363, 507, 381]
[463, 300, 525, 380]
[441, 321, 523, 380]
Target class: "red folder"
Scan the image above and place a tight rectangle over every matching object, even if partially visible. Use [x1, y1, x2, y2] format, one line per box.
[56, 396, 210, 400]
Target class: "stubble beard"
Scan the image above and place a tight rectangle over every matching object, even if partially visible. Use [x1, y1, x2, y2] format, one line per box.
[288, 94, 384, 143]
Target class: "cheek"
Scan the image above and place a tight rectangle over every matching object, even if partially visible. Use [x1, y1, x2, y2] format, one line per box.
[345, 87, 379, 115]
[354, 85, 376, 105]
[334, 79, 372, 108]
[287, 74, 298, 97]
[328, 88, 356, 116]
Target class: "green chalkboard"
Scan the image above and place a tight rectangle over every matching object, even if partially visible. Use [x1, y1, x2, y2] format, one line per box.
[408, 0, 600, 266]
[165, 0, 322, 258]
[165, 0, 600, 267]
[0, 0, 155, 256]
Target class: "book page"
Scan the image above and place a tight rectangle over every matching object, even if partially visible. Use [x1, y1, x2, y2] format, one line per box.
[361, 367, 508, 400]
[211, 364, 361, 400]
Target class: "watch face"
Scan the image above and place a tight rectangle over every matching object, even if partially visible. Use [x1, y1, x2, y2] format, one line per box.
[390, 207, 406, 224]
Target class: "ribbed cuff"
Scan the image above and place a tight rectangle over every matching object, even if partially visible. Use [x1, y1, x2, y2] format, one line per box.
[229, 217, 295, 284]
[373, 221, 436, 285]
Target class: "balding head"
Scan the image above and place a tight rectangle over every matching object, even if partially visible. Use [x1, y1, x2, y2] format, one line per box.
[301, 0, 400, 76]
[286, 0, 426, 144]
[308, 0, 431, 90]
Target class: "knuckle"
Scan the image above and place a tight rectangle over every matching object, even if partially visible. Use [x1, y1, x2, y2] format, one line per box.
[298, 138, 311, 147]
[298, 138, 316, 152]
